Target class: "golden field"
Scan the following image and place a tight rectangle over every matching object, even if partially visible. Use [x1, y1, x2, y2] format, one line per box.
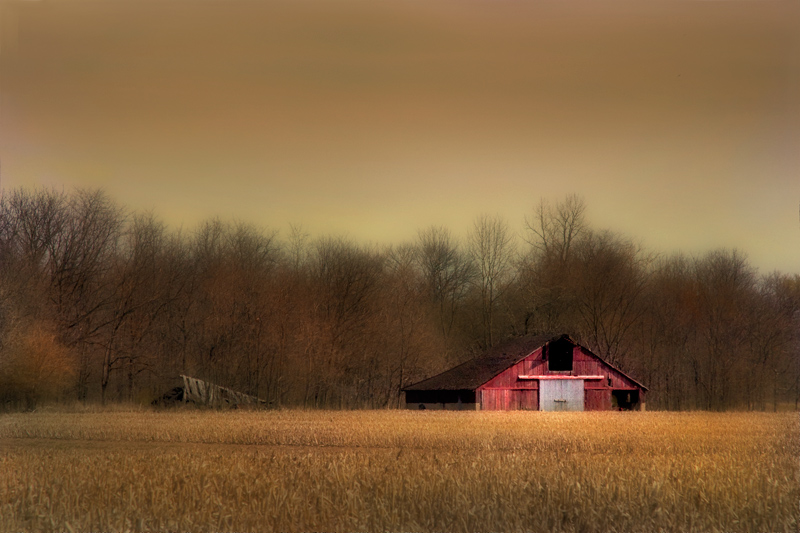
[0, 409, 797, 532]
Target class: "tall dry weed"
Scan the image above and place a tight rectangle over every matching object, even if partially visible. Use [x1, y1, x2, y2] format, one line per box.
[0, 410, 797, 532]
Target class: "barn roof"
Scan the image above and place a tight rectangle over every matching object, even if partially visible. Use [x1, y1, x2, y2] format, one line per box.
[578, 344, 649, 391]
[403, 333, 648, 392]
[403, 334, 559, 391]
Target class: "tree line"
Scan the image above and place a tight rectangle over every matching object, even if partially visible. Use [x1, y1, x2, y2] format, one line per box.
[0, 188, 797, 410]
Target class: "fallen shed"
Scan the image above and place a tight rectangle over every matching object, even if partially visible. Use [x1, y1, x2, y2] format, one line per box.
[153, 375, 265, 408]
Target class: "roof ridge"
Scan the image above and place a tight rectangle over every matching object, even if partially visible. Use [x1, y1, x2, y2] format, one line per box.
[403, 333, 648, 392]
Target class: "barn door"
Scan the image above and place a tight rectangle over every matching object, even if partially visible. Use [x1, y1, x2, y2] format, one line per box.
[539, 380, 584, 411]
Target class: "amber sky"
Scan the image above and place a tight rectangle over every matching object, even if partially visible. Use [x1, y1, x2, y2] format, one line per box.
[1, 0, 798, 273]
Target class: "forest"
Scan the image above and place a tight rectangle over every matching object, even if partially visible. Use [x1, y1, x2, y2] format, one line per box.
[0, 188, 797, 410]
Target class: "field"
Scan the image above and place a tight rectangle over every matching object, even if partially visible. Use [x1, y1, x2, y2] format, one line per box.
[0, 409, 797, 533]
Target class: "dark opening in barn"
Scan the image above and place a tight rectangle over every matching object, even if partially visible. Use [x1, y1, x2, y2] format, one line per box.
[547, 337, 573, 371]
[612, 390, 640, 410]
[405, 390, 476, 410]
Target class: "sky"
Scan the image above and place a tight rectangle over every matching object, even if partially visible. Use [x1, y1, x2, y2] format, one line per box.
[1, 0, 799, 274]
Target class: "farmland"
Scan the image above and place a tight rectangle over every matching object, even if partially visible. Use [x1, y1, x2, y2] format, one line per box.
[0, 409, 797, 532]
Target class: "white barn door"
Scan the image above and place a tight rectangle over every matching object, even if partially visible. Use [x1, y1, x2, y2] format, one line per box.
[539, 379, 584, 411]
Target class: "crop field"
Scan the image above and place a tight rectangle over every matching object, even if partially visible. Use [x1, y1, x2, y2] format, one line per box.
[0, 409, 797, 533]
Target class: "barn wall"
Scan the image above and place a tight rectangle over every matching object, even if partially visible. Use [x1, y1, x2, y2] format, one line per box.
[585, 389, 612, 411]
[480, 389, 538, 411]
[524, 346, 640, 389]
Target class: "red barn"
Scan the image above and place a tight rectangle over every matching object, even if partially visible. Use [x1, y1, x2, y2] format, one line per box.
[403, 334, 647, 411]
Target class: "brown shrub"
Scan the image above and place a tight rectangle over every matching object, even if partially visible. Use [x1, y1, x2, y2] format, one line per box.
[0, 322, 75, 409]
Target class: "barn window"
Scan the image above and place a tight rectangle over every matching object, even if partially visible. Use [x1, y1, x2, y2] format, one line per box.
[547, 338, 573, 372]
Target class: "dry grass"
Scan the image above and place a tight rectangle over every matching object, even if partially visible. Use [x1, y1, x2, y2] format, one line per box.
[0, 410, 797, 532]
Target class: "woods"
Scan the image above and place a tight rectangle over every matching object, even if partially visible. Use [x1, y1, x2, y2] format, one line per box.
[0, 187, 798, 410]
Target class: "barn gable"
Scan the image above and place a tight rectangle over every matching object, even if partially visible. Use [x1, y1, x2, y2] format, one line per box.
[403, 334, 647, 411]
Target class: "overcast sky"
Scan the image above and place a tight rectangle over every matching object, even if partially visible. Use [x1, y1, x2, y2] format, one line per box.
[1, 0, 798, 274]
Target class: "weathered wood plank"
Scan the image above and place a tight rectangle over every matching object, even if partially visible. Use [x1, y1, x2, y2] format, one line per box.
[180, 375, 265, 408]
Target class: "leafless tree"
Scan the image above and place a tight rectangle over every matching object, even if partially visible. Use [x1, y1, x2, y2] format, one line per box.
[514, 195, 591, 337]
[415, 226, 474, 355]
[570, 230, 653, 367]
[3, 186, 798, 411]
[468, 214, 516, 347]
[524, 193, 587, 263]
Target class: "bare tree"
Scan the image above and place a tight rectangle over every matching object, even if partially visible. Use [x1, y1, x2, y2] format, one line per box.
[4, 185, 799, 411]
[515, 195, 588, 336]
[185, 219, 280, 395]
[306, 237, 383, 407]
[524, 193, 587, 263]
[287, 223, 310, 272]
[635, 254, 695, 409]
[570, 230, 652, 367]
[378, 243, 443, 407]
[415, 226, 474, 354]
[468, 214, 516, 347]
[746, 272, 800, 410]
[690, 249, 757, 410]
[97, 213, 183, 403]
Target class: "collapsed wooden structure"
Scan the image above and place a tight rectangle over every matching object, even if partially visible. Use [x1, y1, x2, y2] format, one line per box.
[403, 334, 648, 411]
[154, 375, 265, 408]
[181, 375, 265, 408]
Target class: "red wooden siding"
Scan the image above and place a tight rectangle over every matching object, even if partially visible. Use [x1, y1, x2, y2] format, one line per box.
[584, 389, 612, 411]
[477, 345, 643, 411]
[481, 389, 539, 411]
[523, 346, 637, 388]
